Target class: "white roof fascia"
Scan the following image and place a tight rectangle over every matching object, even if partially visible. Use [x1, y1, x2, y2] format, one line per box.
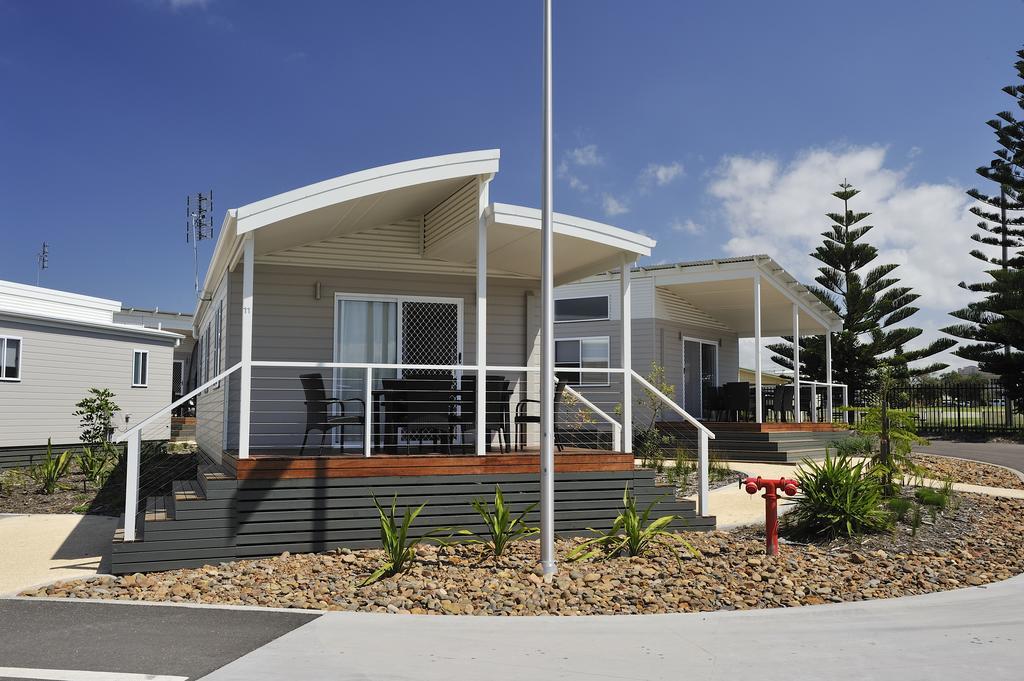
[235, 150, 501, 234]
[488, 203, 655, 257]
[752, 257, 842, 332]
[0, 309, 184, 344]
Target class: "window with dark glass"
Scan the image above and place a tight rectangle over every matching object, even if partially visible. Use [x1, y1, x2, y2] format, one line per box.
[554, 337, 610, 386]
[554, 296, 609, 323]
[0, 337, 21, 381]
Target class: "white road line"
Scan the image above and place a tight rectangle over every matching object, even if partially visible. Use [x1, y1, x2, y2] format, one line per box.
[0, 667, 187, 681]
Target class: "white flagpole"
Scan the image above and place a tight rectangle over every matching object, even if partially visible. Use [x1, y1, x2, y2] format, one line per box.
[539, 0, 556, 577]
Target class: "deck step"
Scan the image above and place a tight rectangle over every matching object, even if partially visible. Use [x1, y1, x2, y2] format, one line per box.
[144, 495, 173, 522]
[172, 478, 205, 502]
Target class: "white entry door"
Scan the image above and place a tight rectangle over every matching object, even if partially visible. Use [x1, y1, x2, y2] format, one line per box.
[682, 339, 718, 417]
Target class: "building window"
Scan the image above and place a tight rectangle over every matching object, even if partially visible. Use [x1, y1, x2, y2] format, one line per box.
[213, 301, 223, 378]
[554, 296, 609, 323]
[0, 336, 22, 381]
[132, 350, 149, 387]
[555, 337, 610, 386]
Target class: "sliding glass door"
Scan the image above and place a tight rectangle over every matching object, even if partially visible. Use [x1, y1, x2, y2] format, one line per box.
[682, 338, 718, 417]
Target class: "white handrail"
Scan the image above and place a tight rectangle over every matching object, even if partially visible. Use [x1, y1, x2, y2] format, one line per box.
[630, 369, 715, 517]
[563, 384, 622, 450]
[250, 361, 625, 374]
[630, 370, 715, 439]
[115, 362, 243, 442]
[119, 361, 242, 543]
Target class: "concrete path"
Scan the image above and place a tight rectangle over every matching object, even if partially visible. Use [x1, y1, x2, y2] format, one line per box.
[0, 599, 316, 680]
[197, 573, 1024, 681]
[0, 514, 117, 595]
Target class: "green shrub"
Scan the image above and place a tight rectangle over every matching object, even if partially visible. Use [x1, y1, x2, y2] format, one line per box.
[833, 434, 873, 458]
[456, 486, 538, 557]
[886, 497, 914, 523]
[568, 487, 699, 561]
[31, 439, 73, 495]
[361, 495, 448, 586]
[784, 453, 892, 540]
[76, 446, 114, 491]
[73, 388, 120, 445]
[667, 449, 695, 487]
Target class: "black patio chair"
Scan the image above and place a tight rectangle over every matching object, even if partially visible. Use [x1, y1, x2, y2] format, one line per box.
[723, 381, 751, 421]
[389, 377, 457, 453]
[515, 379, 568, 452]
[452, 375, 512, 453]
[772, 385, 794, 422]
[299, 373, 365, 455]
[703, 385, 726, 420]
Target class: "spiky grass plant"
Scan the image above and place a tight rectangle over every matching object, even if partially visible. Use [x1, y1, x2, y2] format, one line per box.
[76, 446, 113, 491]
[568, 486, 699, 562]
[31, 439, 73, 495]
[784, 453, 892, 541]
[360, 495, 449, 586]
[456, 485, 538, 557]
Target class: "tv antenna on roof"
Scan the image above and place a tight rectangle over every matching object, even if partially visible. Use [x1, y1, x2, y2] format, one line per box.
[36, 242, 48, 285]
[186, 191, 214, 297]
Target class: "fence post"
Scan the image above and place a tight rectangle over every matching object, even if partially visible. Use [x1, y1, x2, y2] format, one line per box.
[956, 384, 962, 434]
[363, 366, 373, 458]
[698, 429, 709, 517]
[122, 430, 141, 542]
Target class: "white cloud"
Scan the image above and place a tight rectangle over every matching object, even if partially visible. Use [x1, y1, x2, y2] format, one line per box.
[160, 0, 210, 9]
[556, 159, 588, 193]
[641, 162, 684, 187]
[568, 144, 603, 167]
[602, 194, 629, 217]
[670, 218, 704, 235]
[708, 145, 988, 370]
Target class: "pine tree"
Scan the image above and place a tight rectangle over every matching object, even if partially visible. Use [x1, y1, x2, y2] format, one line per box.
[942, 47, 1024, 421]
[768, 183, 955, 399]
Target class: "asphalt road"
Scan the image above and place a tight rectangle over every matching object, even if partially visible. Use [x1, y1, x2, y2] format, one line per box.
[920, 439, 1024, 475]
[0, 599, 317, 680]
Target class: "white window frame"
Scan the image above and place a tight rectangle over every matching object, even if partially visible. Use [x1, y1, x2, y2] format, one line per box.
[555, 336, 610, 387]
[554, 294, 610, 324]
[132, 349, 149, 388]
[0, 336, 23, 382]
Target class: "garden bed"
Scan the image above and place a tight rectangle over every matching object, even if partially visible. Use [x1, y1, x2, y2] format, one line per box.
[23, 492, 1024, 615]
[912, 453, 1024, 490]
[0, 468, 119, 515]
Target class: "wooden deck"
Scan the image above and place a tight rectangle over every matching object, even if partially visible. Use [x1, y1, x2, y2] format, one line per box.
[222, 448, 634, 480]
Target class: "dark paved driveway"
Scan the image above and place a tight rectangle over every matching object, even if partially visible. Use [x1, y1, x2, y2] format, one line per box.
[0, 599, 317, 680]
[919, 439, 1024, 476]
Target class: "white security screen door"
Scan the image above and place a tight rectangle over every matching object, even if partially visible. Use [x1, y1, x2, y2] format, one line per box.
[682, 339, 718, 417]
[334, 294, 463, 447]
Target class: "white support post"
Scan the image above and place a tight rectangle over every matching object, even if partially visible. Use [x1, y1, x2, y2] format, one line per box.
[792, 303, 801, 424]
[539, 0, 556, 578]
[753, 271, 763, 423]
[810, 381, 818, 423]
[825, 331, 834, 423]
[697, 430, 709, 517]
[238, 234, 255, 459]
[363, 366, 373, 457]
[122, 429, 141, 541]
[620, 255, 632, 453]
[476, 177, 489, 456]
[842, 384, 849, 413]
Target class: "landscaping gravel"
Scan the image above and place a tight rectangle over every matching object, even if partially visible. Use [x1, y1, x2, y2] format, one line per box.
[913, 453, 1024, 490]
[23, 493, 1024, 615]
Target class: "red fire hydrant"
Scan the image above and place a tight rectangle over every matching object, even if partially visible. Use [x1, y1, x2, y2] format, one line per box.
[741, 476, 799, 556]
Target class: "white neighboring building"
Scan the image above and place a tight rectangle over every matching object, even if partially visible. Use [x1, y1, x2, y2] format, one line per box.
[0, 280, 184, 466]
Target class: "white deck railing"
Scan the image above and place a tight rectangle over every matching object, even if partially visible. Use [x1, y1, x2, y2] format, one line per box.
[117, 361, 715, 542]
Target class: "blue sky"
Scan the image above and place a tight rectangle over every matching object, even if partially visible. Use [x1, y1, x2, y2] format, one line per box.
[1, 0, 1022, 368]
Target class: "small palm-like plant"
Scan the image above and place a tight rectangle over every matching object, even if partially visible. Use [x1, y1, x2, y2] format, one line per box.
[785, 452, 892, 540]
[76, 446, 113, 491]
[567, 487, 699, 561]
[456, 485, 538, 557]
[360, 495, 448, 586]
[31, 439, 73, 495]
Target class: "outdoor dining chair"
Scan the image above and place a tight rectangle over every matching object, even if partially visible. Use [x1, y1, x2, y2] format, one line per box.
[453, 375, 512, 453]
[515, 379, 568, 452]
[723, 381, 751, 421]
[384, 377, 457, 454]
[298, 373, 365, 455]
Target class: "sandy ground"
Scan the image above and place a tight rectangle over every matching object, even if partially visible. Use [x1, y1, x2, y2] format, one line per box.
[0, 513, 116, 595]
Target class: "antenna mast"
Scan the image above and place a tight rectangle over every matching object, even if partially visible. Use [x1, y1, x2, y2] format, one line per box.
[36, 242, 49, 285]
[186, 191, 214, 297]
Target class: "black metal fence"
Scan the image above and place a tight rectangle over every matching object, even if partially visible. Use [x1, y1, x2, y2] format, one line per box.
[852, 381, 1022, 437]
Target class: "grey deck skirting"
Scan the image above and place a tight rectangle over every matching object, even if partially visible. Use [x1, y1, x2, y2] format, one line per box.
[111, 468, 715, 574]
